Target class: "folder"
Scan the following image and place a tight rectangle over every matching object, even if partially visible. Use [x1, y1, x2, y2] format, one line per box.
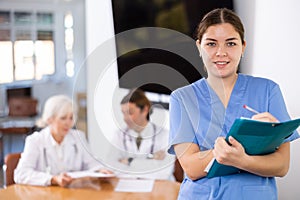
[206, 118, 300, 178]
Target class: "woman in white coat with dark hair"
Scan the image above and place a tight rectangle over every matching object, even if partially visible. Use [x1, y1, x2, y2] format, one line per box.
[14, 95, 110, 187]
[106, 89, 175, 180]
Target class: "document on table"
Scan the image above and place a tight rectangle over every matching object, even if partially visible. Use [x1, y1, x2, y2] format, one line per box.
[67, 170, 115, 179]
[114, 179, 154, 192]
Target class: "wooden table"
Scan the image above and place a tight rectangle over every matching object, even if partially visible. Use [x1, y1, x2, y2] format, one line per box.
[0, 178, 180, 200]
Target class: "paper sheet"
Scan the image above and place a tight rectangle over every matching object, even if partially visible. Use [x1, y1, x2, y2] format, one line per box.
[204, 158, 215, 173]
[67, 171, 115, 179]
[114, 179, 154, 192]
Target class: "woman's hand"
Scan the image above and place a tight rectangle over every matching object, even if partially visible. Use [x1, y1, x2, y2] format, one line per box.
[153, 150, 166, 160]
[213, 136, 248, 168]
[118, 157, 132, 165]
[51, 173, 73, 187]
[97, 169, 114, 174]
[251, 112, 279, 122]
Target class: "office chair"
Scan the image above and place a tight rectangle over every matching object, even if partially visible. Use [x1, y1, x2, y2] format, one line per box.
[2, 152, 21, 187]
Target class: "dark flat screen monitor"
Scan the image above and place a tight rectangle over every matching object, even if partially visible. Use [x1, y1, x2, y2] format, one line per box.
[112, 0, 234, 95]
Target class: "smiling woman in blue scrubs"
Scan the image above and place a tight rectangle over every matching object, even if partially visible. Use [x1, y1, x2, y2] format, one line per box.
[168, 8, 299, 200]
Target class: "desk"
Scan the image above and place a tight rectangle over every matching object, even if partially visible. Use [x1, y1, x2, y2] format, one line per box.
[0, 178, 180, 200]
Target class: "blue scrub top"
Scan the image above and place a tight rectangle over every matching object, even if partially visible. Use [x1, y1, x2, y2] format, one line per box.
[168, 74, 299, 200]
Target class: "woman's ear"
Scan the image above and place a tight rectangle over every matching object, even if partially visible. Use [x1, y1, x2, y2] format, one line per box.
[47, 117, 53, 125]
[242, 40, 246, 54]
[142, 105, 150, 116]
[196, 39, 201, 57]
[196, 39, 201, 48]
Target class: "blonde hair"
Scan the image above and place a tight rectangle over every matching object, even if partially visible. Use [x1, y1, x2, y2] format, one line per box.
[36, 95, 77, 128]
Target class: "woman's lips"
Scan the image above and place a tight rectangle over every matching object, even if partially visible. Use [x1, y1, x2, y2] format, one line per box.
[214, 61, 229, 69]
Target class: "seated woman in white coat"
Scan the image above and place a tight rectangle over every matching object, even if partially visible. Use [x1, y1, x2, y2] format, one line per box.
[106, 89, 175, 180]
[14, 95, 111, 187]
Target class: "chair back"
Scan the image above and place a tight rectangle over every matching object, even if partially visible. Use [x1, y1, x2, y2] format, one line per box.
[3, 152, 21, 187]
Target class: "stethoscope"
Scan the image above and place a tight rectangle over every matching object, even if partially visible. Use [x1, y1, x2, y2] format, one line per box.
[122, 123, 157, 159]
[43, 143, 78, 174]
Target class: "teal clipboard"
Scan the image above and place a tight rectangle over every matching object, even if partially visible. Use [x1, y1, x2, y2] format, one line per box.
[206, 118, 300, 178]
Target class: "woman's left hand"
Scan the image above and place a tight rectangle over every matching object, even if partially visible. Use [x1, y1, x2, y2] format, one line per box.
[251, 112, 279, 122]
[213, 136, 247, 168]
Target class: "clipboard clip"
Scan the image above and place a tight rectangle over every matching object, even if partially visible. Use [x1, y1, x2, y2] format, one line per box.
[272, 122, 281, 127]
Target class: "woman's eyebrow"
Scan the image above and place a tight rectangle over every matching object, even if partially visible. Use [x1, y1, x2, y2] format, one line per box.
[204, 37, 238, 41]
[226, 37, 239, 41]
[205, 38, 217, 41]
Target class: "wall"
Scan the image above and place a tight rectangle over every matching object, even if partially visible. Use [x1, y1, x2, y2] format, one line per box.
[87, 0, 299, 198]
[85, 0, 117, 157]
[236, 0, 300, 117]
[252, 0, 300, 118]
[233, 0, 256, 76]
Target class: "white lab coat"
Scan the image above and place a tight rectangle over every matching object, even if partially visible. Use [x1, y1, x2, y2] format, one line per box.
[105, 122, 175, 180]
[14, 127, 102, 186]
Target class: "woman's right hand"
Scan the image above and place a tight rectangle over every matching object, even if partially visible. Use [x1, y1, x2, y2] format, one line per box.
[153, 150, 166, 160]
[213, 136, 247, 168]
[51, 173, 73, 187]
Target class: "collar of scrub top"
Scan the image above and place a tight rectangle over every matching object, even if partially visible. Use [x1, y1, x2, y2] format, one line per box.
[122, 122, 157, 158]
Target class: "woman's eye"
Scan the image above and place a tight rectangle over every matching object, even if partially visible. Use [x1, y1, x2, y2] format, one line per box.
[206, 42, 216, 47]
[227, 42, 236, 46]
[128, 111, 134, 115]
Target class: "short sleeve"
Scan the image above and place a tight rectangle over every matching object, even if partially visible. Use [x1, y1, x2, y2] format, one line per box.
[168, 90, 198, 154]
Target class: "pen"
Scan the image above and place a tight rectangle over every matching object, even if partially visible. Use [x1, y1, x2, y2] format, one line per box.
[243, 105, 259, 114]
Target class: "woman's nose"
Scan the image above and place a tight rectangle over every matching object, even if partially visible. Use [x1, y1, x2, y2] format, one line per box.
[216, 47, 227, 57]
[67, 118, 74, 126]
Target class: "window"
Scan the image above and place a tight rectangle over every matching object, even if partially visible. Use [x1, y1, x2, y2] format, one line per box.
[64, 12, 74, 78]
[0, 10, 55, 84]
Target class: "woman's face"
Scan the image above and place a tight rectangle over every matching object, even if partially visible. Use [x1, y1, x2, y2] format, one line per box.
[121, 102, 148, 131]
[49, 112, 74, 137]
[198, 23, 246, 79]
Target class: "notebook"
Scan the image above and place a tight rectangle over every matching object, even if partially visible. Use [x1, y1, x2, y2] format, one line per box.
[206, 118, 300, 178]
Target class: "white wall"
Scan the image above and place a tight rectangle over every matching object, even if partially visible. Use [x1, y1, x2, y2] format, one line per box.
[234, 0, 256, 75]
[252, 0, 300, 118]
[86, 0, 300, 198]
[85, 0, 116, 157]
[236, 0, 300, 118]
